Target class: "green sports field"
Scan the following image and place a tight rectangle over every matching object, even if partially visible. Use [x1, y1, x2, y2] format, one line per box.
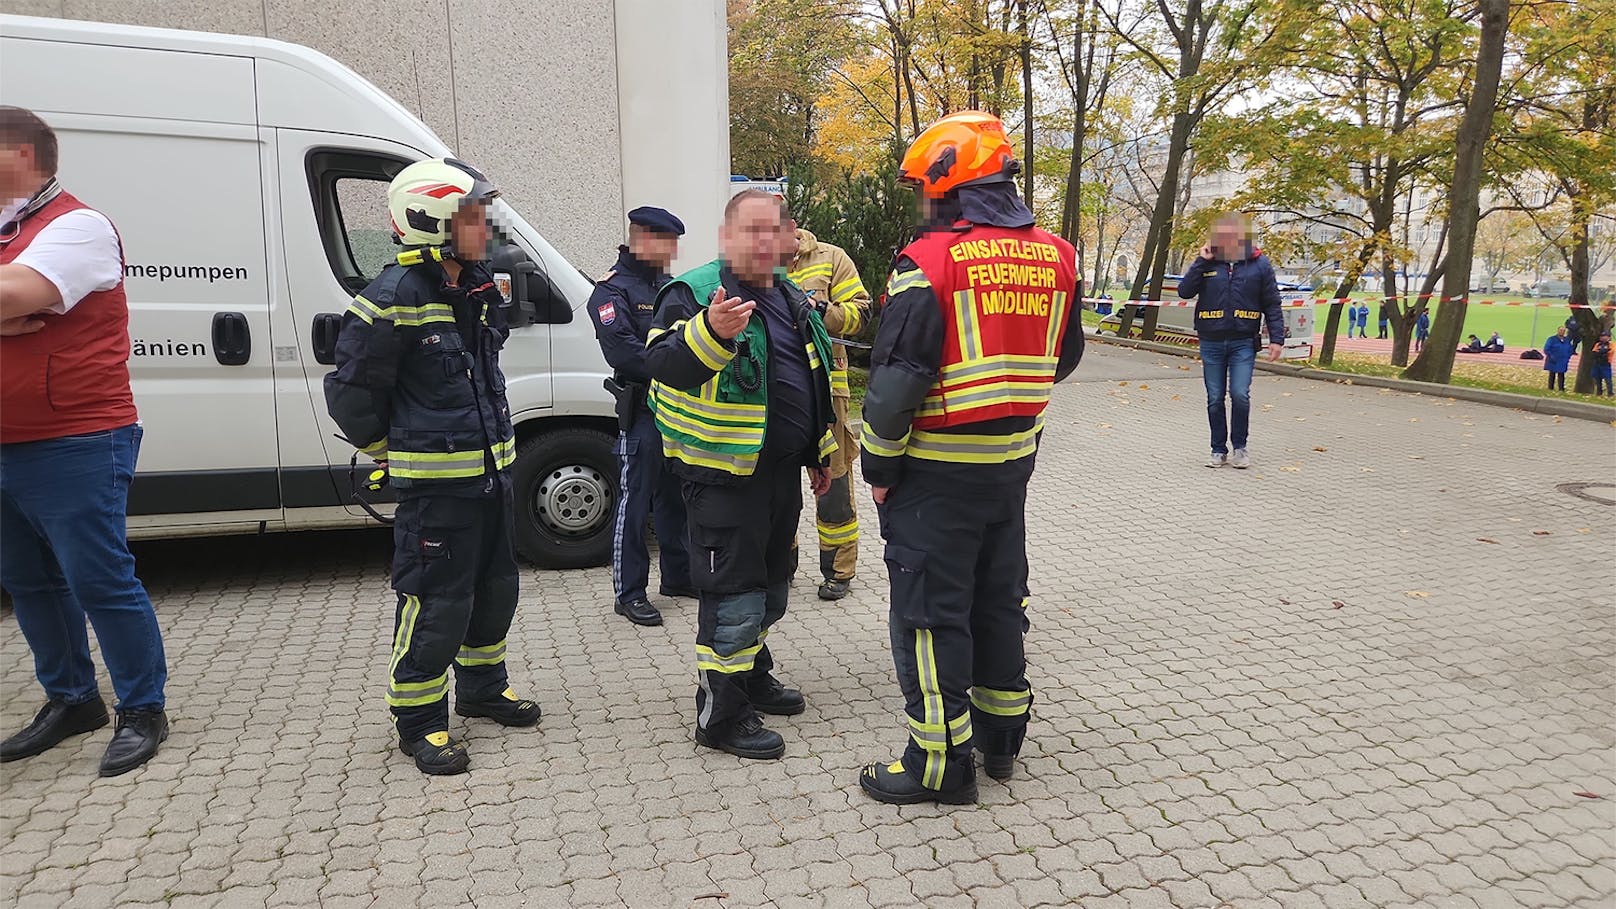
[1311, 295, 1597, 348]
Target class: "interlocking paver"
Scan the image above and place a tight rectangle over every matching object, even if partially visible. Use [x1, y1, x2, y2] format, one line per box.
[1, 343, 1611, 908]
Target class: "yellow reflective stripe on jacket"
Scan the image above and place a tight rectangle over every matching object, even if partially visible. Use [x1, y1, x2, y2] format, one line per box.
[492, 437, 516, 469]
[359, 438, 390, 459]
[830, 368, 850, 397]
[970, 686, 1032, 717]
[456, 640, 507, 667]
[788, 263, 833, 284]
[905, 420, 1044, 464]
[682, 315, 735, 372]
[662, 436, 761, 475]
[831, 275, 864, 303]
[387, 449, 486, 479]
[838, 306, 864, 337]
[887, 270, 931, 297]
[348, 294, 456, 327]
[860, 422, 909, 458]
[695, 642, 761, 674]
[807, 339, 823, 372]
[817, 429, 838, 461]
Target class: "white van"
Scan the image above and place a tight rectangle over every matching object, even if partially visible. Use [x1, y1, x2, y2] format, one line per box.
[0, 16, 640, 568]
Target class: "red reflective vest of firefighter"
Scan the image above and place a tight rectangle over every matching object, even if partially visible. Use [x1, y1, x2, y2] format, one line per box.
[900, 225, 1078, 430]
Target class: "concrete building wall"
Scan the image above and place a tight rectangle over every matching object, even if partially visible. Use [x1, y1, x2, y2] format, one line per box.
[0, 0, 725, 271]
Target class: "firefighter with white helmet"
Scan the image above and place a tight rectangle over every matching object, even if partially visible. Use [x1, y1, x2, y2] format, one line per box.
[325, 157, 540, 775]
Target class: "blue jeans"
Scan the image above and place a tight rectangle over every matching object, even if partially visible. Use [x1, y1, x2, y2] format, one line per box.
[1200, 338, 1256, 455]
[0, 424, 167, 710]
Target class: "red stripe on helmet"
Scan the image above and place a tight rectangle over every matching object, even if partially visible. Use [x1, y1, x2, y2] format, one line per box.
[409, 183, 464, 198]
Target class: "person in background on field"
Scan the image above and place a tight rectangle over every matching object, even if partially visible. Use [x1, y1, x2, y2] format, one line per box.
[1483, 331, 1505, 353]
[1354, 303, 1369, 338]
[1179, 212, 1285, 470]
[1564, 314, 1581, 352]
[1593, 331, 1614, 396]
[1458, 334, 1482, 353]
[1414, 309, 1430, 353]
[1376, 303, 1389, 339]
[1542, 326, 1575, 392]
[0, 106, 170, 777]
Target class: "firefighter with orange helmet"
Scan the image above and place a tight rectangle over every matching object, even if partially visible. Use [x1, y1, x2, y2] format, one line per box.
[857, 112, 1085, 804]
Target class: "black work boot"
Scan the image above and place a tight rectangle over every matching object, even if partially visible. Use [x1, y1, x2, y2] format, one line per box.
[982, 754, 1016, 781]
[860, 759, 978, 805]
[695, 715, 785, 760]
[456, 688, 542, 727]
[399, 730, 470, 776]
[746, 673, 805, 716]
[615, 597, 663, 627]
[98, 708, 168, 777]
[1, 697, 109, 762]
[817, 578, 851, 601]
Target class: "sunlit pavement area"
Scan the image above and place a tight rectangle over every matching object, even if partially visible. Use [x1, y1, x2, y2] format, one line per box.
[3, 343, 1612, 908]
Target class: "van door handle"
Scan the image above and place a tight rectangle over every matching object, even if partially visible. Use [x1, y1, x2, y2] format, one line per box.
[311, 313, 342, 365]
[212, 311, 251, 366]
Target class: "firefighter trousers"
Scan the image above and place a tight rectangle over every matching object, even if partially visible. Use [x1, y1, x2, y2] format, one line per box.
[683, 455, 802, 734]
[387, 485, 520, 743]
[877, 476, 1033, 791]
[816, 394, 859, 581]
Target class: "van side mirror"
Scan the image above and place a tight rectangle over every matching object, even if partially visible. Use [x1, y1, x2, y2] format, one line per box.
[492, 243, 572, 326]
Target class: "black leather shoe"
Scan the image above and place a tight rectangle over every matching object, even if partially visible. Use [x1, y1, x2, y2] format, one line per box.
[456, 688, 542, 727]
[399, 730, 470, 776]
[817, 578, 851, 601]
[983, 754, 1015, 780]
[695, 715, 785, 760]
[1, 698, 109, 762]
[747, 673, 805, 716]
[859, 759, 977, 805]
[615, 597, 663, 626]
[658, 584, 699, 599]
[98, 708, 168, 777]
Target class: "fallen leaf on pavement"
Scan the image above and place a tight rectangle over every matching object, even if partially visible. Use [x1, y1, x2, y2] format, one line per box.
[1409, 455, 1425, 460]
[1138, 383, 1149, 390]
[1280, 465, 1301, 472]
[1281, 392, 1293, 397]
[1405, 591, 1430, 598]
[1574, 791, 1602, 799]
[1171, 394, 1181, 400]
[1118, 381, 1129, 386]
[1533, 530, 1551, 536]
[1279, 597, 1291, 604]
[1476, 538, 1500, 544]
[1313, 446, 1327, 452]
[1579, 528, 1591, 533]
[1331, 600, 1346, 609]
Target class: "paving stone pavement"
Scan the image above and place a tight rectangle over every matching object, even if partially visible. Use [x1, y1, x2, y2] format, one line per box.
[2, 344, 1613, 909]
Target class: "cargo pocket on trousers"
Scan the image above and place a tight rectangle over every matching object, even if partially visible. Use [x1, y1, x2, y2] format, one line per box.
[884, 543, 931, 626]
[393, 515, 474, 598]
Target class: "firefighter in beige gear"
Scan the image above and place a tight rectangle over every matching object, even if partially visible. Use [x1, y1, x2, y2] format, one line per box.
[784, 221, 870, 601]
[858, 112, 1084, 805]
[325, 158, 541, 776]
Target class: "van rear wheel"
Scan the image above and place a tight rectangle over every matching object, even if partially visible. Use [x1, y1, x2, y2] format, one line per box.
[511, 427, 617, 568]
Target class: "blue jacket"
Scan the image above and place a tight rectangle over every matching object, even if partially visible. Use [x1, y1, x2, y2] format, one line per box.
[1355, 305, 1369, 326]
[1177, 250, 1285, 342]
[1416, 312, 1430, 336]
[588, 246, 669, 394]
[1542, 334, 1575, 372]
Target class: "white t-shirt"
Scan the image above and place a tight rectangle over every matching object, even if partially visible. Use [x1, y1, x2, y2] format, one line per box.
[1, 198, 122, 314]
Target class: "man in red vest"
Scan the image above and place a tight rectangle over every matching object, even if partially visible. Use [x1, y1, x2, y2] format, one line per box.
[857, 112, 1084, 805]
[0, 107, 169, 777]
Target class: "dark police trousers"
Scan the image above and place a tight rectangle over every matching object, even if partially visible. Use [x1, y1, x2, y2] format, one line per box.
[388, 483, 519, 743]
[685, 453, 802, 734]
[878, 476, 1032, 791]
[613, 411, 691, 605]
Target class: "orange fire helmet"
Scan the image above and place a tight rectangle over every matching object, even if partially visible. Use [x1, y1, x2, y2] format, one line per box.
[900, 111, 1017, 198]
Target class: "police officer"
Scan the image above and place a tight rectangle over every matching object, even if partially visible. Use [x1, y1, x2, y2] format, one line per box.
[643, 189, 837, 761]
[325, 158, 540, 776]
[783, 218, 871, 601]
[857, 113, 1084, 804]
[588, 207, 695, 627]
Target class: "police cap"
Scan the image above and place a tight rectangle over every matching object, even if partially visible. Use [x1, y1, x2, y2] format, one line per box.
[627, 206, 685, 236]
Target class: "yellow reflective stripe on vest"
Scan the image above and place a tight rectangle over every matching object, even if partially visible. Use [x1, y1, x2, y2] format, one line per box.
[652, 379, 768, 424]
[906, 420, 1044, 464]
[929, 381, 1053, 416]
[1045, 291, 1070, 356]
[860, 422, 909, 458]
[682, 315, 735, 372]
[695, 642, 761, 674]
[970, 686, 1032, 717]
[655, 403, 767, 447]
[456, 640, 507, 666]
[954, 289, 983, 360]
[662, 436, 761, 475]
[937, 354, 1058, 387]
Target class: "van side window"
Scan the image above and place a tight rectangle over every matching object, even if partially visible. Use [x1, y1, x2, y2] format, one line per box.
[307, 150, 409, 294]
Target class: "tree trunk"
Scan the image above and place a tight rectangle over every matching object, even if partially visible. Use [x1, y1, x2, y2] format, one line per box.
[1019, 0, 1034, 206]
[1119, 111, 1192, 340]
[1318, 242, 1377, 365]
[1403, 0, 1508, 383]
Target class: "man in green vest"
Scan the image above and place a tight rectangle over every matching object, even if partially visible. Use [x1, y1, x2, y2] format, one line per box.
[643, 189, 837, 761]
